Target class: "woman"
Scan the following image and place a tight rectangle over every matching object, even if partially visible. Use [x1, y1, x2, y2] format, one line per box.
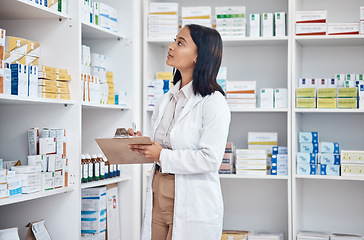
[129, 24, 231, 240]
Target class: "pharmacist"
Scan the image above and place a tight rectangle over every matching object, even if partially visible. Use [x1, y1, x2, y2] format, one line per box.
[129, 24, 230, 240]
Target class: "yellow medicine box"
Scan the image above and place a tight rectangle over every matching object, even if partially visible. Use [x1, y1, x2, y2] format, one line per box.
[39, 86, 58, 93]
[39, 79, 57, 87]
[317, 98, 337, 108]
[337, 98, 357, 108]
[317, 88, 337, 98]
[38, 71, 57, 80]
[296, 88, 316, 98]
[56, 73, 71, 81]
[221, 231, 249, 240]
[57, 93, 70, 100]
[296, 98, 316, 108]
[338, 87, 357, 98]
[6, 36, 28, 55]
[39, 93, 57, 99]
[38, 65, 56, 74]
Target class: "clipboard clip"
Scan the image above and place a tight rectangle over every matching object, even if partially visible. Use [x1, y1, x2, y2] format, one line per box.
[114, 128, 130, 138]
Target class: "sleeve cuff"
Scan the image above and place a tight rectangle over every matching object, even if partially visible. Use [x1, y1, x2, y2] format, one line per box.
[159, 149, 172, 173]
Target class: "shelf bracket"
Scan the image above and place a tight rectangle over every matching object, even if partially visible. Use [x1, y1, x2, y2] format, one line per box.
[64, 104, 68, 108]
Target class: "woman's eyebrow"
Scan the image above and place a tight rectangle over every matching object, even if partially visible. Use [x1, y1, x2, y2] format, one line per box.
[177, 36, 187, 43]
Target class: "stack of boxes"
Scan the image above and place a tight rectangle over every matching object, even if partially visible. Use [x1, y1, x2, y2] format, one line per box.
[215, 6, 246, 40]
[148, 3, 178, 40]
[248, 132, 277, 156]
[38, 65, 71, 100]
[249, 12, 286, 37]
[81, 45, 111, 105]
[5, 36, 40, 66]
[148, 72, 172, 108]
[235, 149, 267, 175]
[219, 142, 234, 174]
[28, 128, 69, 190]
[81, 187, 107, 239]
[106, 71, 115, 104]
[0, 28, 10, 95]
[11, 165, 41, 194]
[296, 131, 341, 176]
[81, 1, 118, 32]
[0, 168, 21, 198]
[259, 88, 288, 108]
[182, 6, 212, 28]
[341, 150, 364, 177]
[296, 11, 327, 36]
[27, 0, 67, 13]
[271, 146, 288, 176]
[296, 75, 362, 109]
[226, 81, 256, 109]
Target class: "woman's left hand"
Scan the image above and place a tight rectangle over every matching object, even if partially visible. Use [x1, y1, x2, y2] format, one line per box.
[129, 141, 163, 162]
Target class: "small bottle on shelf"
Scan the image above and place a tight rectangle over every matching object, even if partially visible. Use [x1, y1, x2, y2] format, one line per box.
[104, 158, 110, 179]
[81, 154, 88, 183]
[91, 154, 100, 181]
[116, 164, 121, 176]
[98, 154, 105, 180]
[85, 154, 93, 182]
[113, 164, 117, 177]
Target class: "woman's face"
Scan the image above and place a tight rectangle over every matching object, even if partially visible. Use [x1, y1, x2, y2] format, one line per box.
[166, 27, 198, 72]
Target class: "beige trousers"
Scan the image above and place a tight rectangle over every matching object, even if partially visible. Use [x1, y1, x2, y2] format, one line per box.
[151, 169, 175, 240]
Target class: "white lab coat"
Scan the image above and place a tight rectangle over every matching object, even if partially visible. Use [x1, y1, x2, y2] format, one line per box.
[141, 89, 231, 240]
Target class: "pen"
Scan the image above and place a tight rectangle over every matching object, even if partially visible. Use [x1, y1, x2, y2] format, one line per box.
[132, 122, 137, 135]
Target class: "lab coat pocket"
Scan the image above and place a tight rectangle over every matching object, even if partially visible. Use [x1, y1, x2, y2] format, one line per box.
[186, 180, 219, 223]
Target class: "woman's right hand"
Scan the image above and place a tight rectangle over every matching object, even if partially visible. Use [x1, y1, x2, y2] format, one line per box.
[127, 128, 142, 136]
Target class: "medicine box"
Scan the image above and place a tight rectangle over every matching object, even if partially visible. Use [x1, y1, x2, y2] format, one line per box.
[299, 132, 319, 143]
[341, 164, 364, 176]
[272, 146, 288, 155]
[296, 88, 316, 97]
[300, 143, 319, 153]
[360, 21, 364, 35]
[22, 185, 41, 194]
[249, 14, 261, 37]
[317, 88, 337, 98]
[318, 154, 340, 165]
[297, 164, 317, 175]
[296, 98, 316, 108]
[319, 164, 340, 176]
[260, 88, 274, 108]
[297, 152, 317, 164]
[317, 98, 337, 109]
[337, 88, 357, 98]
[271, 168, 288, 175]
[39, 138, 56, 155]
[262, 13, 274, 37]
[28, 155, 47, 172]
[296, 11, 327, 24]
[11, 64, 28, 96]
[296, 23, 327, 36]
[320, 142, 340, 154]
[337, 98, 357, 109]
[328, 23, 360, 35]
[360, 6, 364, 21]
[11, 165, 41, 174]
[274, 88, 288, 108]
[42, 172, 54, 190]
[275, 12, 286, 36]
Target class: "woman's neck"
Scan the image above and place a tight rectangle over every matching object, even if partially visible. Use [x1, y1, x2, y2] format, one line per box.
[179, 70, 193, 89]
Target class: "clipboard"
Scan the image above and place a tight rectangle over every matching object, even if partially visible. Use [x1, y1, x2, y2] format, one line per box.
[95, 128, 154, 164]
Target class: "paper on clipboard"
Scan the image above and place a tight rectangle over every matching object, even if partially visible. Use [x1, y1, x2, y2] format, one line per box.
[95, 128, 154, 164]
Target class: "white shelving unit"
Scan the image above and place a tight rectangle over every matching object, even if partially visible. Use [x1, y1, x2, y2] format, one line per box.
[81, 176, 130, 189]
[142, 0, 292, 239]
[0, 0, 143, 239]
[292, 0, 364, 238]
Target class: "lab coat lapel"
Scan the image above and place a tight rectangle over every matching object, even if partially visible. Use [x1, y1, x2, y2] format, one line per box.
[176, 93, 203, 124]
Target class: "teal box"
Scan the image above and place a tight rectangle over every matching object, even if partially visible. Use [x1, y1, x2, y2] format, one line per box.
[297, 164, 317, 175]
[319, 164, 340, 176]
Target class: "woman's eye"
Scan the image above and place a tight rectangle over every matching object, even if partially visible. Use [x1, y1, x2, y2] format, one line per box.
[178, 41, 182, 46]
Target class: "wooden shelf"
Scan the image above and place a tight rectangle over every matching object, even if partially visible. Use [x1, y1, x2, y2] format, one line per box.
[0, 186, 74, 207]
[81, 176, 130, 189]
[0, 0, 69, 20]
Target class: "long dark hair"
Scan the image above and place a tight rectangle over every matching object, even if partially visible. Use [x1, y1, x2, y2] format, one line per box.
[173, 24, 225, 97]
